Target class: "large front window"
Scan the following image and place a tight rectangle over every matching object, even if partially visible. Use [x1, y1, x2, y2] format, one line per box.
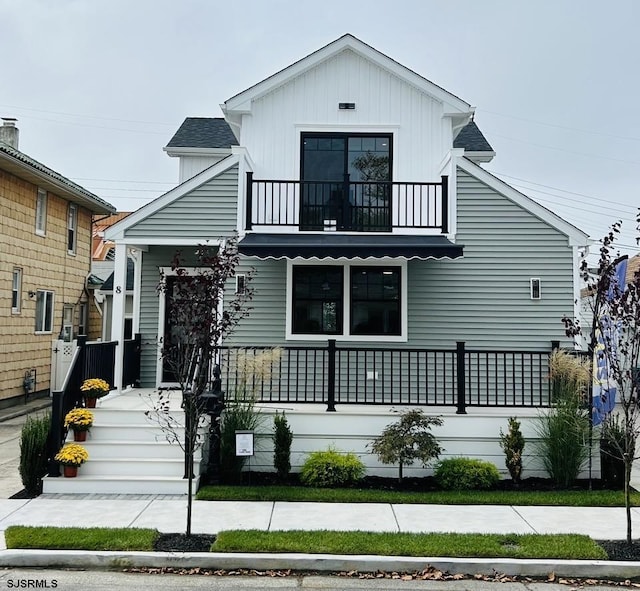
[292, 266, 343, 334]
[301, 133, 392, 231]
[350, 267, 400, 336]
[291, 264, 403, 338]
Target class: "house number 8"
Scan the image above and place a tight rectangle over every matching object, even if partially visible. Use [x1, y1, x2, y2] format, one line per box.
[116, 286, 122, 294]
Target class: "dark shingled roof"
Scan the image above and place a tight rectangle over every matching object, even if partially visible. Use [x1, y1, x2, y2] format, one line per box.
[453, 121, 494, 152]
[100, 258, 135, 292]
[166, 118, 238, 149]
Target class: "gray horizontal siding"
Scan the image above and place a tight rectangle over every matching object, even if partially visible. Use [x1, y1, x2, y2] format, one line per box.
[230, 168, 575, 351]
[405, 169, 574, 349]
[125, 166, 238, 239]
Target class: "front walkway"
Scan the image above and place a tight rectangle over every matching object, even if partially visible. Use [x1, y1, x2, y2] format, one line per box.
[1, 497, 639, 548]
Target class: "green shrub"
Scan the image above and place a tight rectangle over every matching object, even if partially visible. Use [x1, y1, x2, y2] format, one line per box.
[19, 413, 50, 496]
[219, 402, 262, 483]
[273, 412, 293, 481]
[300, 447, 365, 488]
[434, 457, 501, 490]
[500, 417, 525, 484]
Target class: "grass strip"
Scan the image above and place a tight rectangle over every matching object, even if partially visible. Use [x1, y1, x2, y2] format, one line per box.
[4, 526, 158, 551]
[196, 485, 639, 507]
[213, 530, 608, 560]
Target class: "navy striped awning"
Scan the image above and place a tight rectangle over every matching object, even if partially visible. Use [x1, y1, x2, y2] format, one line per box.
[238, 233, 463, 260]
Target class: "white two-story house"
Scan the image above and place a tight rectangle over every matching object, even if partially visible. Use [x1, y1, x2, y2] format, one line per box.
[100, 34, 590, 480]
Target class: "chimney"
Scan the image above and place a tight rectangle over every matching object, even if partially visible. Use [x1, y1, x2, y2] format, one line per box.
[0, 118, 19, 149]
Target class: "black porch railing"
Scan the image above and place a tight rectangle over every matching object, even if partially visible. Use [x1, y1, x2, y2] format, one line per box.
[220, 340, 560, 413]
[47, 335, 142, 477]
[245, 173, 448, 233]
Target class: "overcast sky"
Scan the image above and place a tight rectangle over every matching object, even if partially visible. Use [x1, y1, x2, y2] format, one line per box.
[2, 0, 639, 255]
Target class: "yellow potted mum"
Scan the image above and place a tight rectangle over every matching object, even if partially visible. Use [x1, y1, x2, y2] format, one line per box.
[64, 408, 94, 442]
[54, 443, 89, 477]
[80, 378, 110, 408]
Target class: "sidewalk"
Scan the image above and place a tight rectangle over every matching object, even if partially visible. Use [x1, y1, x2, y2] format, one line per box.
[0, 497, 639, 578]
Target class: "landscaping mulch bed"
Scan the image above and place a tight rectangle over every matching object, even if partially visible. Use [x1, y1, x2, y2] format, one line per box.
[154, 533, 216, 553]
[596, 540, 640, 561]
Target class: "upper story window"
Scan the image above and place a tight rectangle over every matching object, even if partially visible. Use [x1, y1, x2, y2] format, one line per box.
[300, 133, 392, 231]
[11, 268, 22, 314]
[35, 188, 47, 235]
[35, 289, 54, 334]
[67, 203, 78, 254]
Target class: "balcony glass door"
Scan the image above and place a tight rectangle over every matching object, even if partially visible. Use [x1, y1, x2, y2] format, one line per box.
[301, 133, 391, 231]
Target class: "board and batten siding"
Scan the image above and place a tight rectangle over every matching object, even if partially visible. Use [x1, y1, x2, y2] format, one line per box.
[228, 168, 576, 351]
[124, 166, 238, 239]
[240, 49, 448, 183]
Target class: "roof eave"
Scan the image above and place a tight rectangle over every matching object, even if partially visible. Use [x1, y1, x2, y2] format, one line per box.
[163, 146, 233, 158]
[0, 149, 116, 214]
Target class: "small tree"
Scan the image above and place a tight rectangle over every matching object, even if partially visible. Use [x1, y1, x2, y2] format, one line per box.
[499, 417, 525, 484]
[369, 409, 443, 483]
[273, 412, 293, 481]
[145, 235, 253, 536]
[562, 215, 640, 544]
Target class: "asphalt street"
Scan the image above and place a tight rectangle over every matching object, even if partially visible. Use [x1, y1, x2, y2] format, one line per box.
[0, 569, 625, 590]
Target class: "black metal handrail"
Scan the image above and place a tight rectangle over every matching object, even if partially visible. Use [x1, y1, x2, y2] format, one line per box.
[47, 334, 142, 476]
[219, 340, 558, 413]
[246, 173, 448, 233]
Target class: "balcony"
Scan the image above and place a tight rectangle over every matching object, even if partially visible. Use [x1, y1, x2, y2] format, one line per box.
[245, 173, 449, 233]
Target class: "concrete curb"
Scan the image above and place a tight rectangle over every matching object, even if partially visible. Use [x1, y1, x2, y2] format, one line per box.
[0, 401, 50, 423]
[0, 550, 639, 580]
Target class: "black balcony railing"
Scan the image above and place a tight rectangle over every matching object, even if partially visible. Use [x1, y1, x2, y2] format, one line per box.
[219, 340, 560, 413]
[246, 173, 448, 233]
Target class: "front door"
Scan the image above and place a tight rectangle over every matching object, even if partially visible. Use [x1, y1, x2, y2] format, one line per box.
[300, 133, 392, 231]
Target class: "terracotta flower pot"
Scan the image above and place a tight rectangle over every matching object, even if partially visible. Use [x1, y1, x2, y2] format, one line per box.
[85, 397, 97, 409]
[73, 430, 87, 442]
[63, 465, 78, 478]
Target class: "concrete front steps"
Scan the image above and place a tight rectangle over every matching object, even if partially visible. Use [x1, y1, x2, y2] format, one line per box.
[43, 390, 209, 495]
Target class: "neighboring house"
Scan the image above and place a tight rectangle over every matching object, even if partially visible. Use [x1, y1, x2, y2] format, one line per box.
[580, 253, 640, 348]
[95, 34, 593, 487]
[87, 212, 132, 340]
[0, 118, 116, 407]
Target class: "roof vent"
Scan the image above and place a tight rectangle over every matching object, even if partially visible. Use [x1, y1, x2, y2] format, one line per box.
[0, 118, 19, 149]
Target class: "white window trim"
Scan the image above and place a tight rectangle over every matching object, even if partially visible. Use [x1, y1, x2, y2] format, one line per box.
[285, 258, 408, 342]
[530, 277, 542, 300]
[11, 268, 22, 314]
[35, 289, 54, 334]
[35, 188, 47, 236]
[67, 203, 77, 255]
[156, 266, 224, 388]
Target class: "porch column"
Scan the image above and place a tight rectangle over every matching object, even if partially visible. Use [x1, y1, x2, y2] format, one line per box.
[131, 248, 143, 335]
[111, 241, 128, 393]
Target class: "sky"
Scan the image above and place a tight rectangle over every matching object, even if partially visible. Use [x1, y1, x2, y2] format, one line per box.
[2, 0, 639, 256]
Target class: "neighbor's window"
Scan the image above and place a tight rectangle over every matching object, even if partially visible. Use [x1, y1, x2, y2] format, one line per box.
[292, 266, 343, 334]
[35, 290, 54, 333]
[35, 188, 47, 235]
[350, 267, 400, 336]
[67, 203, 77, 254]
[11, 268, 22, 314]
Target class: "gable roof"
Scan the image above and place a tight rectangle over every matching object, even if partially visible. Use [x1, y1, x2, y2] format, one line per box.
[0, 141, 115, 214]
[105, 153, 241, 242]
[223, 34, 473, 118]
[457, 156, 590, 247]
[165, 118, 238, 149]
